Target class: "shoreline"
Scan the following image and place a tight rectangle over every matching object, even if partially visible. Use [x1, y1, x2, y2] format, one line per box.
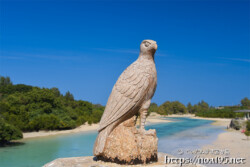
[21, 113, 231, 140]
[22, 123, 99, 140]
[21, 113, 172, 140]
[169, 114, 249, 166]
[167, 114, 232, 127]
[19, 114, 250, 166]
[202, 130, 250, 166]
[18, 113, 250, 166]
[21, 112, 249, 166]
[167, 114, 250, 166]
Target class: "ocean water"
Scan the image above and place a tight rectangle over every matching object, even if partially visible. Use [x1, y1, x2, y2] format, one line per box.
[148, 117, 224, 157]
[0, 117, 224, 167]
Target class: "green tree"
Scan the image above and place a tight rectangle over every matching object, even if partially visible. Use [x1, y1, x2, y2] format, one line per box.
[65, 91, 74, 101]
[187, 102, 193, 113]
[0, 76, 12, 86]
[0, 118, 23, 143]
[246, 121, 250, 131]
[51, 87, 61, 97]
[245, 121, 250, 140]
[245, 131, 250, 140]
[148, 103, 158, 116]
[157, 101, 187, 115]
[157, 105, 166, 115]
[198, 100, 209, 111]
[0, 78, 105, 132]
[241, 97, 250, 107]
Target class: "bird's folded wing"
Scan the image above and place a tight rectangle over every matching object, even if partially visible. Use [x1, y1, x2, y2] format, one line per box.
[98, 63, 151, 131]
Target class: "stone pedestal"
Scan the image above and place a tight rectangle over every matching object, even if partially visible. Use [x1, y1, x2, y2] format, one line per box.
[44, 153, 164, 167]
[43, 152, 204, 167]
[97, 117, 158, 164]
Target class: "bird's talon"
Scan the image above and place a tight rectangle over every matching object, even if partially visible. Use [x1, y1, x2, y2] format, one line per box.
[139, 128, 154, 136]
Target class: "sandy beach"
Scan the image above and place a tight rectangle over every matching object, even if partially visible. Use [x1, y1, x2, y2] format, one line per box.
[18, 113, 250, 167]
[166, 114, 249, 166]
[202, 130, 250, 166]
[22, 113, 172, 139]
[167, 114, 232, 127]
[190, 116, 232, 127]
[22, 113, 249, 167]
[22, 113, 230, 139]
[146, 112, 173, 124]
[22, 123, 99, 139]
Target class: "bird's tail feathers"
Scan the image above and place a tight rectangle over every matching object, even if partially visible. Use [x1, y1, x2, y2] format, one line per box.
[93, 126, 110, 156]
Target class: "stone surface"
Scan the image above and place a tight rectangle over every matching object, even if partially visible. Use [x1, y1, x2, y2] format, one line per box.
[97, 117, 158, 164]
[230, 118, 247, 130]
[94, 39, 158, 163]
[43, 152, 204, 167]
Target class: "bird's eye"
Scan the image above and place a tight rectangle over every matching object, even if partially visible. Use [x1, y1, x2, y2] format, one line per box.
[144, 42, 150, 47]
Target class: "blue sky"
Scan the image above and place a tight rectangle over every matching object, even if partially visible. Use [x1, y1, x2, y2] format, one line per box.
[0, 0, 249, 106]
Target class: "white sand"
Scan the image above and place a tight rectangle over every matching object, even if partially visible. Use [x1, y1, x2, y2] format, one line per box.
[202, 130, 250, 166]
[166, 114, 195, 117]
[167, 114, 232, 127]
[23, 123, 99, 139]
[189, 116, 232, 127]
[167, 114, 249, 166]
[22, 113, 172, 139]
[22, 114, 231, 139]
[146, 112, 173, 124]
[22, 113, 250, 166]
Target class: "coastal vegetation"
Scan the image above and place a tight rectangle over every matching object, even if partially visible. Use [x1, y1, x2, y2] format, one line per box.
[0, 76, 249, 143]
[149, 99, 248, 118]
[0, 117, 23, 144]
[195, 106, 245, 118]
[0, 76, 104, 143]
[245, 121, 250, 140]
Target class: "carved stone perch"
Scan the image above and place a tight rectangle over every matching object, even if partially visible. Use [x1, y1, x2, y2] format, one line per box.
[97, 116, 158, 164]
[93, 40, 158, 164]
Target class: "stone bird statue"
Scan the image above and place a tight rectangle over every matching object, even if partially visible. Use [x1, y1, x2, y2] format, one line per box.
[93, 39, 158, 156]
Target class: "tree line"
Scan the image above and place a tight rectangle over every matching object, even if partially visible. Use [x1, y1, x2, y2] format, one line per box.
[149, 98, 249, 118]
[0, 76, 104, 144]
[0, 76, 249, 143]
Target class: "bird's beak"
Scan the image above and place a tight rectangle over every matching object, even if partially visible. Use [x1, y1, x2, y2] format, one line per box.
[154, 43, 158, 50]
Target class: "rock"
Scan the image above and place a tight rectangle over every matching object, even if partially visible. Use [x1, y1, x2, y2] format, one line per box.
[97, 117, 158, 164]
[230, 118, 247, 130]
[43, 152, 203, 167]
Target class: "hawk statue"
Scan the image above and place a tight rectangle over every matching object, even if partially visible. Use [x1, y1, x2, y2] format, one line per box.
[94, 39, 158, 156]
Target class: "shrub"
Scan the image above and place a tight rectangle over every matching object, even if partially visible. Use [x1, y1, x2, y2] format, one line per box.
[245, 131, 250, 140]
[0, 118, 23, 143]
[0, 77, 105, 132]
[246, 121, 250, 131]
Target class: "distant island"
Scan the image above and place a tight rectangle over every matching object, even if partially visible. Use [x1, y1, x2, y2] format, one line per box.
[0, 76, 249, 144]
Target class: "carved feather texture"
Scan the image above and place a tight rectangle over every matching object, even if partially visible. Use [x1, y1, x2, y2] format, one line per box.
[98, 61, 155, 131]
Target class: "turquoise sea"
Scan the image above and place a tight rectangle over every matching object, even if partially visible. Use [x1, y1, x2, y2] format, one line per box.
[0, 117, 225, 167]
